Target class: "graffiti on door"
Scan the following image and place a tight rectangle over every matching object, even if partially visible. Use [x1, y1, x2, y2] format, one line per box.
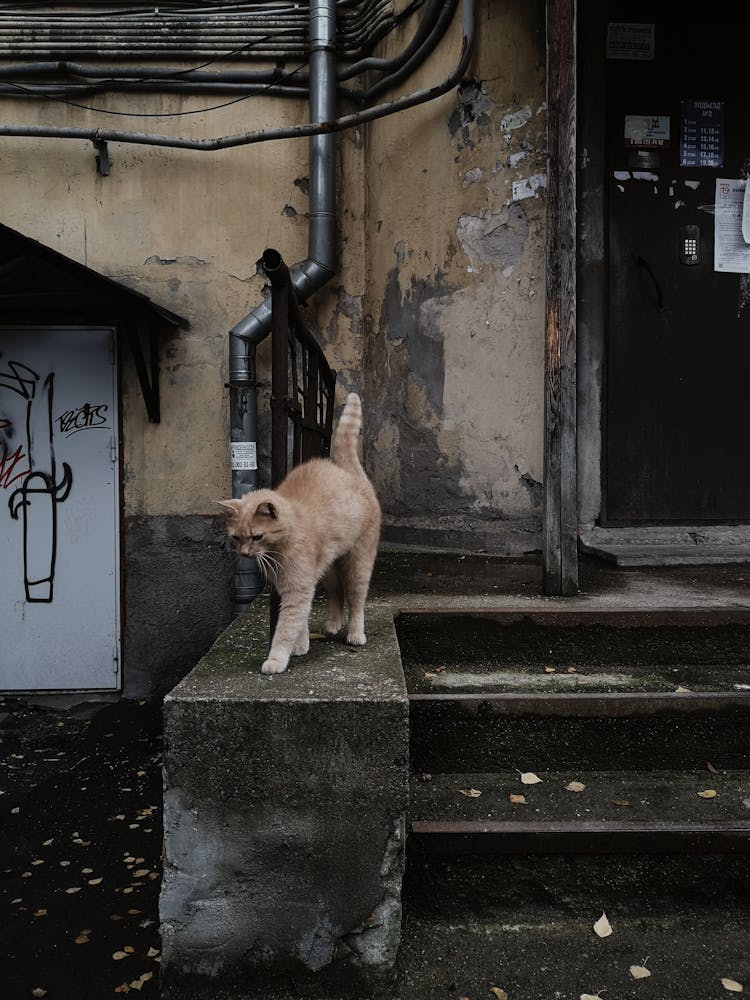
[0, 360, 73, 603]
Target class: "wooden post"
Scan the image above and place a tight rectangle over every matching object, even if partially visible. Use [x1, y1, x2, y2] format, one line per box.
[544, 0, 578, 595]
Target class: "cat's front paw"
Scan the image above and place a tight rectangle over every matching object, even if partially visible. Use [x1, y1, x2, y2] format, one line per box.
[261, 657, 288, 674]
[346, 630, 366, 646]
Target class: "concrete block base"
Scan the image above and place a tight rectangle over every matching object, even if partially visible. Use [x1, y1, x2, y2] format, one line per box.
[159, 597, 408, 999]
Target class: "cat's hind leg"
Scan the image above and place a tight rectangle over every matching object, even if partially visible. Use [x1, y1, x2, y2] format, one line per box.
[291, 624, 309, 656]
[322, 562, 345, 636]
[342, 532, 378, 646]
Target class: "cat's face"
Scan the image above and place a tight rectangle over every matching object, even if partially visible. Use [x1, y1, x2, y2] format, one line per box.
[218, 496, 282, 559]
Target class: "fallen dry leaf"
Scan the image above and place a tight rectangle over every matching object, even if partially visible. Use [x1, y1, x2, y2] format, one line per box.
[544, 666, 556, 673]
[458, 788, 482, 798]
[721, 978, 744, 993]
[567, 666, 577, 673]
[124, 946, 135, 954]
[489, 988, 508, 1000]
[509, 793, 527, 804]
[519, 771, 542, 785]
[33, 909, 47, 917]
[566, 781, 586, 793]
[113, 951, 129, 961]
[580, 994, 606, 1000]
[675, 686, 692, 693]
[31, 990, 47, 998]
[114, 985, 130, 994]
[593, 912, 613, 938]
[611, 799, 630, 807]
[147, 947, 160, 958]
[697, 789, 717, 798]
[74, 934, 90, 945]
[630, 964, 651, 979]
[88, 877, 103, 885]
[65, 886, 81, 894]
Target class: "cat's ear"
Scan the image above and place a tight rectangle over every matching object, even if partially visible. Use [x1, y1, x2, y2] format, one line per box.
[256, 501, 278, 519]
[216, 499, 241, 517]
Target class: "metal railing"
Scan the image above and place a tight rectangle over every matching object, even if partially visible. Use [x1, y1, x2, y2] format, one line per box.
[261, 247, 337, 635]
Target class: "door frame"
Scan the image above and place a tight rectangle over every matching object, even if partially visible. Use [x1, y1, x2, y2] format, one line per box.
[543, 0, 578, 594]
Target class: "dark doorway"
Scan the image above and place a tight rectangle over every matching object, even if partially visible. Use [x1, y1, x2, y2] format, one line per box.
[587, 3, 750, 525]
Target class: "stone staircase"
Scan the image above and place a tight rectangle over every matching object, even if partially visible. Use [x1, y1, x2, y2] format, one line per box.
[393, 607, 750, 999]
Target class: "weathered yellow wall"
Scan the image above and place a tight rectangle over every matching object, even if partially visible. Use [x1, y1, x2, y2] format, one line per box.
[363, 0, 547, 548]
[0, 0, 547, 550]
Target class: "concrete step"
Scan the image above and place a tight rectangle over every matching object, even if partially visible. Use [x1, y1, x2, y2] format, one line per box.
[397, 851, 750, 999]
[409, 697, 750, 771]
[400, 607, 750, 770]
[398, 607, 750, 694]
[408, 769, 750, 853]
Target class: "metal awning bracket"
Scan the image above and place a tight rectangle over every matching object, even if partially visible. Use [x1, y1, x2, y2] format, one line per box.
[93, 139, 110, 176]
[126, 318, 160, 422]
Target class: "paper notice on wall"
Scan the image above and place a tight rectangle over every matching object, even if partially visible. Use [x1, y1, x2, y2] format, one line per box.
[230, 441, 257, 471]
[606, 22, 655, 60]
[714, 179, 750, 272]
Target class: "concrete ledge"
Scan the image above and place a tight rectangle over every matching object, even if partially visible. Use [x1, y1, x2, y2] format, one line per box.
[159, 597, 408, 999]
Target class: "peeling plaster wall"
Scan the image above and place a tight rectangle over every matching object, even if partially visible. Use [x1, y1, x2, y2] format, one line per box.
[0, 90, 365, 519]
[0, 85, 366, 694]
[363, 0, 547, 552]
[0, 0, 547, 691]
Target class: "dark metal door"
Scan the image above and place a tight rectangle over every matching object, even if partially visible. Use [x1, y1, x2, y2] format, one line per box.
[603, 6, 750, 524]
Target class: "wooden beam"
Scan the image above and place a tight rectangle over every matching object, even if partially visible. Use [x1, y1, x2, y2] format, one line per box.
[544, 0, 578, 595]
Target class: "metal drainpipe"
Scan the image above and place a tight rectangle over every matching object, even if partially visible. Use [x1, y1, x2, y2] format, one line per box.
[227, 0, 337, 614]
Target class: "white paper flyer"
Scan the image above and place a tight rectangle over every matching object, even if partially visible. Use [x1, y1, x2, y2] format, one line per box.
[714, 178, 750, 273]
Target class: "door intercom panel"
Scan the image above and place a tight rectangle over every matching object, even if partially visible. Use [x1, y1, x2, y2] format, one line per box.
[679, 224, 700, 265]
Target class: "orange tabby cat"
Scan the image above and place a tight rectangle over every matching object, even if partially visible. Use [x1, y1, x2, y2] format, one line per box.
[219, 392, 381, 674]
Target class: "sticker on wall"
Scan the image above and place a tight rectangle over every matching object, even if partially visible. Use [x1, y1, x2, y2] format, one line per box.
[230, 441, 257, 471]
[624, 115, 670, 149]
[680, 100, 724, 168]
[607, 23, 655, 61]
[714, 179, 750, 272]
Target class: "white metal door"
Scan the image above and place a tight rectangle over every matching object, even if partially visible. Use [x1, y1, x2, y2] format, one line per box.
[0, 327, 120, 691]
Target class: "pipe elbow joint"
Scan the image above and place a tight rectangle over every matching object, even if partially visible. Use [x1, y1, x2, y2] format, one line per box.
[291, 258, 336, 302]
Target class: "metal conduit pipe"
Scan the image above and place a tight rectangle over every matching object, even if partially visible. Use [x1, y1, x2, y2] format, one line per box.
[0, 0, 474, 150]
[0, 83, 311, 99]
[337, 0, 446, 80]
[357, 0, 458, 101]
[0, 2, 446, 100]
[227, 0, 339, 613]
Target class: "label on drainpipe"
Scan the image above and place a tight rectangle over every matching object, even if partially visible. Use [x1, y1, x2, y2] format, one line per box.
[230, 442, 257, 471]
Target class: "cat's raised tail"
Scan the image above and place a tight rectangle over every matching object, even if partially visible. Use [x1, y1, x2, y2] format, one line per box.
[332, 392, 364, 473]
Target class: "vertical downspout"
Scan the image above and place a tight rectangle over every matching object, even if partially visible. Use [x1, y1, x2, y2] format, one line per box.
[227, 0, 337, 613]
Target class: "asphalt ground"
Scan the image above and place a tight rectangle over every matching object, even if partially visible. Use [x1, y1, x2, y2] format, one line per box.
[1, 698, 163, 1000]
